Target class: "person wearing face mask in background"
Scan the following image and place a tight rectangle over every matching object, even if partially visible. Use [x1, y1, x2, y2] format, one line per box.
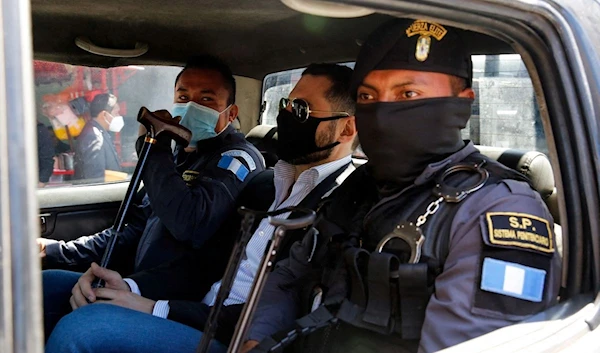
[242, 19, 560, 353]
[40, 55, 265, 340]
[44, 63, 358, 353]
[73, 93, 124, 182]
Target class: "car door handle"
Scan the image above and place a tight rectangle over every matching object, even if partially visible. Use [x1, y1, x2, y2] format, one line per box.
[39, 213, 50, 234]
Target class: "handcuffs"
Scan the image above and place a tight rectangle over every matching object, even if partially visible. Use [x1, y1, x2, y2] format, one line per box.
[376, 161, 489, 263]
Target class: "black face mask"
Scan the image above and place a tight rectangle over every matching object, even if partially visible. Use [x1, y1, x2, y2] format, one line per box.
[355, 97, 472, 186]
[276, 109, 344, 165]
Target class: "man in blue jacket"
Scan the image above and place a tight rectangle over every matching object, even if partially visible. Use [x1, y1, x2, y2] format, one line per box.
[41, 54, 265, 338]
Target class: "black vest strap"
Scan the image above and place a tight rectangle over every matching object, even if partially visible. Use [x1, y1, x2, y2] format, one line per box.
[397, 263, 429, 340]
[344, 247, 369, 306]
[295, 163, 350, 212]
[238, 162, 350, 233]
[363, 252, 398, 327]
[242, 163, 351, 216]
[276, 163, 352, 262]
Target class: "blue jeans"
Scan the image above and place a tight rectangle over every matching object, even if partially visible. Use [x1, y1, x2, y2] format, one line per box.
[46, 304, 227, 353]
[42, 269, 82, 341]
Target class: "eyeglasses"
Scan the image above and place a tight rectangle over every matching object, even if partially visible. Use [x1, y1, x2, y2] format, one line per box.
[279, 97, 350, 123]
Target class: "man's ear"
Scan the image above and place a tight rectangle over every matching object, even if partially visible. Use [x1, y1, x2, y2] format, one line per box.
[338, 116, 357, 143]
[459, 88, 475, 100]
[227, 104, 239, 122]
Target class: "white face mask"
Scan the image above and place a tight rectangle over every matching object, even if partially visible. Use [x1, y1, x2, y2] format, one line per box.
[107, 115, 124, 132]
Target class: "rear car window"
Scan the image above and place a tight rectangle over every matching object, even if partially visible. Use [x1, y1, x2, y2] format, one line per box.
[260, 55, 547, 155]
[468, 54, 547, 154]
[34, 61, 181, 188]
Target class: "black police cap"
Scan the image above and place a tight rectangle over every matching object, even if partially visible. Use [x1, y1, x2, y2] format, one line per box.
[351, 18, 473, 97]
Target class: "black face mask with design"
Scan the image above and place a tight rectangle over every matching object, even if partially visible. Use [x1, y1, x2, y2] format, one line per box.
[276, 109, 344, 165]
[355, 97, 472, 187]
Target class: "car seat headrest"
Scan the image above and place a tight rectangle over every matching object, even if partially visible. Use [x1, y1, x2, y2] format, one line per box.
[476, 146, 555, 198]
[246, 125, 278, 168]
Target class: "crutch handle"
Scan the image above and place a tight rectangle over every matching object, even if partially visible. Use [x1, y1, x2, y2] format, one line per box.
[137, 106, 192, 147]
[268, 208, 315, 229]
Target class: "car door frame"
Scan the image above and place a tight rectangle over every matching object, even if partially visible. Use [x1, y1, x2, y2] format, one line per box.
[0, 0, 44, 352]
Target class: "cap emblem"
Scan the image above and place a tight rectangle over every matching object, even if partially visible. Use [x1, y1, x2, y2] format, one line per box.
[406, 20, 448, 62]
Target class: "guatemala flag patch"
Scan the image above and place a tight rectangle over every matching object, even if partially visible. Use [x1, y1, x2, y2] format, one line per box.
[480, 257, 546, 302]
[218, 155, 250, 182]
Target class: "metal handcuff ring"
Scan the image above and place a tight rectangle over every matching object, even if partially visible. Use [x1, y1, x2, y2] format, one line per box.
[376, 221, 424, 264]
[433, 160, 490, 203]
[377, 160, 490, 263]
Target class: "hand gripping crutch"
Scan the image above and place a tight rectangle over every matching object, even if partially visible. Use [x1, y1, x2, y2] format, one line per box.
[92, 107, 191, 289]
[197, 207, 316, 353]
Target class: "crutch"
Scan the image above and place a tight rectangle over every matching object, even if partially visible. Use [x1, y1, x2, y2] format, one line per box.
[197, 207, 316, 353]
[92, 107, 191, 289]
[227, 208, 316, 352]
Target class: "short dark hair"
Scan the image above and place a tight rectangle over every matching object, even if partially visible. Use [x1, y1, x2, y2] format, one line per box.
[450, 75, 468, 96]
[90, 93, 117, 118]
[302, 63, 355, 115]
[175, 55, 236, 105]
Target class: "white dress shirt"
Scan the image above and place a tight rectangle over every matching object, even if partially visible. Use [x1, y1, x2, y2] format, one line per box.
[125, 155, 352, 318]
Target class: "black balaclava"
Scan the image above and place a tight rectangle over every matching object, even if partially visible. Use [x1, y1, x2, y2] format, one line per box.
[351, 19, 473, 187]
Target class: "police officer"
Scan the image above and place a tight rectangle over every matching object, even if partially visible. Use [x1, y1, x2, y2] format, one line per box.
[41, 55, 265, 338]
[243, 19, 561, 353]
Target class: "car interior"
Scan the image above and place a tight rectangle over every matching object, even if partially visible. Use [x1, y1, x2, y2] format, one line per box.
[34, 4, 560, 250]
[25, 0, 600, 350]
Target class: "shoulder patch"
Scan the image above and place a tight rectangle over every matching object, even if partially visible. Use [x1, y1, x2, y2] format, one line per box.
[480, 258, 546, 302]
[484, 212, 554, 254]
[182, 170, 200, 186]
[221, 150, 257, 171]
[218, 155, 249, 182]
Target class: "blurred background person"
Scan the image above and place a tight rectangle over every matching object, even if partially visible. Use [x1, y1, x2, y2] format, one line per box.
[37, 120, 55, 187]
[48, 126, 71, 155]
[74, 93, 123, 183]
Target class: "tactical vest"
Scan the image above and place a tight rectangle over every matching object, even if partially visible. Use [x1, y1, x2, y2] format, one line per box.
[254, 152, 532, 353]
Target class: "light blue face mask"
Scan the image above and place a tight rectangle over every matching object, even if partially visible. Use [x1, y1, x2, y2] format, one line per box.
[171, 101, 230, 147]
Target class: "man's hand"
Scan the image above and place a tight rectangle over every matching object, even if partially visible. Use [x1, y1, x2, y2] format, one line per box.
[70, 262, 130, 310]
[138, 109, 175, 137]
[93, 288, 156, 314]
[240, 340, 260, 353]
[36, 238, 51, 258]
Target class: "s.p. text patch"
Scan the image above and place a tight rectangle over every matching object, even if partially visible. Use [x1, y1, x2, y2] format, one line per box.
[485, 212, 553, 254]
